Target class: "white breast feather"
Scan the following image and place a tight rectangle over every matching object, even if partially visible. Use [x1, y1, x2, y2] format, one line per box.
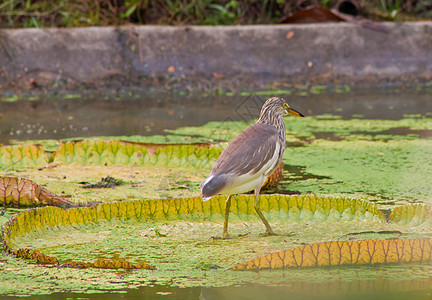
[217, 143, 281, 195]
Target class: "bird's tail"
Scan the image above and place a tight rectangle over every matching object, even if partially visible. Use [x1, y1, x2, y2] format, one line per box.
[200, 174, 229, 201]
[202, 195, 212, 201]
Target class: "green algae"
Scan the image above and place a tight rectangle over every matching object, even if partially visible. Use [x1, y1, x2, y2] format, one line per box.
[1, 199, 431, 296]
[163, 115, 432, 206]
[2, 114, 432, 206]
[282, 139, 432, 205]
[1, 252, 431, 297]
[168, 115, 432, 145]
[1, 112, 432, 297]
[9, 114, 431, 154]
[18, 218, 425, 264]
[0, 95, 19, 103]
[3, 164, 207, 204]
[7, 219, 419, 272]
[2, 195, 431, 296]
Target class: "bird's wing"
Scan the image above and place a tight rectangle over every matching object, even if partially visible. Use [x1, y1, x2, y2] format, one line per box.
[210, 123, 279, 177]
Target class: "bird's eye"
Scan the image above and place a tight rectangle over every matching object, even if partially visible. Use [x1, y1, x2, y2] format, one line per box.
[283, 103, 289, 109]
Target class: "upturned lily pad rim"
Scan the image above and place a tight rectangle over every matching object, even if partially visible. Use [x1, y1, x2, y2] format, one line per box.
[2, 194, 431, 271]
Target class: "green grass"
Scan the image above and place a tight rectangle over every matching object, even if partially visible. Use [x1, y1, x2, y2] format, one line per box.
[0, 0, 430, 28]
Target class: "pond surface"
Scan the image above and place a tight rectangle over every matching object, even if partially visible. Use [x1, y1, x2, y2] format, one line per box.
[1, 88, 431, 145]
[2, 282, 431, 300]
[1, 88, 431, 299]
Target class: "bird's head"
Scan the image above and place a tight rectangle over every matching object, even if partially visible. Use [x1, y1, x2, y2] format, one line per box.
[259, 97, 304, 124]
[282, 101, 304, 118]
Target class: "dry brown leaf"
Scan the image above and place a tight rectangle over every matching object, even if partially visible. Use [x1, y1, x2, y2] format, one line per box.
[0, 176, 74, 207]
[212, 72, 224, 79]
[285, 31, 295, 39]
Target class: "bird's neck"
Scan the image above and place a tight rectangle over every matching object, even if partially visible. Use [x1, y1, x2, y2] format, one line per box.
[257, 114, 286, 142]
[257, 113, 284, 129]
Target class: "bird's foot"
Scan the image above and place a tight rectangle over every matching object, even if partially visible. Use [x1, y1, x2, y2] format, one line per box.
[210, 233, 231, 240]
[259, 231, 278, 237]
[210, 232, 250, 239]
[237, 232, 250, 238]
[210, 236, 231, 240]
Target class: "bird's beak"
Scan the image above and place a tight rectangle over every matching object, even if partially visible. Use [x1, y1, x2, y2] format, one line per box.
[285, 107, 305, 118]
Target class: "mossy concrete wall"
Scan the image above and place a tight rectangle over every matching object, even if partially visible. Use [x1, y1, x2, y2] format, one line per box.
[0, 22, 431, 92]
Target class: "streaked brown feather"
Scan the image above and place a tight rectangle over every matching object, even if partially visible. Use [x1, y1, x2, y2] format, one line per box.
[210, 123, 278, 177]
[200, 97, 304, 236]
[201, 97, 291, 199]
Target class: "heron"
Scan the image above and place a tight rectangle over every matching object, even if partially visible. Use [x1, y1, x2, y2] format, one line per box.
[200, 97, 304, 237]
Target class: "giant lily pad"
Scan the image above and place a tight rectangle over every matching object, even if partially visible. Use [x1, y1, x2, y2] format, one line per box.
[0, 139, 282, 207]
[231, 238, 432, 271]
[389, 203, 432, 226]
[0, 177, 74, 207]
[50, 139, 220, 167]
[0, 144, 47, 168]
[2, 194, 386, 268]
[1, 112, 431, 296]
[3, 193, 431, 275]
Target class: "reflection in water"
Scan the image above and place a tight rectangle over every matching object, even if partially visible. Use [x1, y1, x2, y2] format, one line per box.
[16, 274, 432, 300]
[200, 280, 432, 300]
[0, 88, 431, 145]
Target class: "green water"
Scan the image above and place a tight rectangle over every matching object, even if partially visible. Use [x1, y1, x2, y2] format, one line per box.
[1, 88, 431, 299]
[1, 88, 431, 145]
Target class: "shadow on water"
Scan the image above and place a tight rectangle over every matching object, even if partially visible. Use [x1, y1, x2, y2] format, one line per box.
[352, 127, 432, 139]
[0, 88, 431, 145]
[283, 164, 331, 181]
[278, 164, 336, 195]
[311, 132, 343, 141]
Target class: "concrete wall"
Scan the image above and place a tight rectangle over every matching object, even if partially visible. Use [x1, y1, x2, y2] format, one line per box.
[0, 22, 431, 92]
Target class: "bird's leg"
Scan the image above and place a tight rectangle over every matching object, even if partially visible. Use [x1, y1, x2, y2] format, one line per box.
[222, 195, 232, 238]
[254, 189, 276, 236]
